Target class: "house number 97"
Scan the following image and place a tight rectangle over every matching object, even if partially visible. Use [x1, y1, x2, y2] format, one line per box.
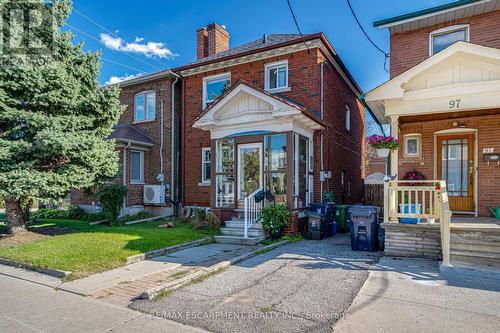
[449, 99, 461, 109]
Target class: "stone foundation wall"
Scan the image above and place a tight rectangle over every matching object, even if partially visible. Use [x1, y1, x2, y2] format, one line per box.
[382, 223, 442, 260]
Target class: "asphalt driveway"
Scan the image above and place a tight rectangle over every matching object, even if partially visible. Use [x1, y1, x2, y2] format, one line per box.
[131, 235, 381, 333]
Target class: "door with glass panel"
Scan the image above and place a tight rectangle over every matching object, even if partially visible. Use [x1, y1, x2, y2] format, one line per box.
[437, 134, 475, 213]
[237, 143, 262, 200]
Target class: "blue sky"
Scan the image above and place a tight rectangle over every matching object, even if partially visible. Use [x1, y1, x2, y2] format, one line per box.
[67, 0, 453, 91]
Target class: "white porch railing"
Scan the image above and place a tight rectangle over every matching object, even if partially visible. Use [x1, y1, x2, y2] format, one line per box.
[384, 180, 452, 266]
[244, 187, 265, 238]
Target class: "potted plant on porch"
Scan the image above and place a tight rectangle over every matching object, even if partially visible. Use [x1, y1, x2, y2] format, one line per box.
[261, 203, 290, 239]
[368, 135, 399, 158]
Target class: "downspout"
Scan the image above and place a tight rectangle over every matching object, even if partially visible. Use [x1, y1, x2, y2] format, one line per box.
[159, 95, 165, 186]
[170, 73, 181, 209]
[320, 61, 325, 202]
[122, 141, 131, 212]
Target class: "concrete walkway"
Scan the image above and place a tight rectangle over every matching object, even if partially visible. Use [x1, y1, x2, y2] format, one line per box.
[0, 266, 206, 333]
[58, 243, 260, 306]
[334, 257, 500, 333]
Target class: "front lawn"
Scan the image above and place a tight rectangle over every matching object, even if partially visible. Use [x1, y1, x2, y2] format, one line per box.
[0, 219, 214, 279]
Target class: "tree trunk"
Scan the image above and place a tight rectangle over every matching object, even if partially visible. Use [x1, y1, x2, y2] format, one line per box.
[5, 197, 27, 234]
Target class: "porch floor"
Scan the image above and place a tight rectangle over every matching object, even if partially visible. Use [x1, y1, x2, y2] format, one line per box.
[451, 216, 500, 225]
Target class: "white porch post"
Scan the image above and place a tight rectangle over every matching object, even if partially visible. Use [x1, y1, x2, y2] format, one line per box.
[390, 115, 399, 176]
[389, 116, 399, 223]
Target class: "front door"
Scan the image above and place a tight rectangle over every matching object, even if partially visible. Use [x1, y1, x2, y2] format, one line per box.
[437, 133, 475, 213]
[237, 143, 262, 200]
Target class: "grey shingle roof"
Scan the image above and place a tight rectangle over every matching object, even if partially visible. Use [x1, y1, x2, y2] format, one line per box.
[187, 34, 310, 66]
[109, 125, 155, 146]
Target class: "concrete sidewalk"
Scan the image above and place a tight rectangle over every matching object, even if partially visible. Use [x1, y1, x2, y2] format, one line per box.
[333, 257, 500, 333]
[59, 242, 260, 306]
[0, 270, 206, 333]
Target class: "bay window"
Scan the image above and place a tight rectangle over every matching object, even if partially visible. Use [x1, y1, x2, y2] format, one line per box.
[264, 134, 288, 204]
[215, 139, 235, 208]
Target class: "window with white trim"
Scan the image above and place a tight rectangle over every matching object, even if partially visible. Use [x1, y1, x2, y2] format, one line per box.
[134, 91, 156, 122]
[203, 73, 230, 109]
[201, 148, 211, 183]
[404, 134, 421, 158]
[345, 105, 351, 132]
[130, 150, 144, 183]
[265, 60, 288, 92]
[430, 24, 469, 55]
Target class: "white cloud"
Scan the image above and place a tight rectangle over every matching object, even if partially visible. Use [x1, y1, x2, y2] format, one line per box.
[100, 33, 177, 59]
[104, 73, 144, 86]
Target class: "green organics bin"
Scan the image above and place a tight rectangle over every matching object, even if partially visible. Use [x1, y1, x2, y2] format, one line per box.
[335, 205, 351, 233]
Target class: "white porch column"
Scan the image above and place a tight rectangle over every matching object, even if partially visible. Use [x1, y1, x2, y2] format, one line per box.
[389, 116, 399, 223]
[390, 115, 399, 176]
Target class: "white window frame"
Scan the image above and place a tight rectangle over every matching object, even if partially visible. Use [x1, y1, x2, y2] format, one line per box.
[201, 147, 211, 183]
[345, 105, 351, 132]
[403, 133, 422, 158]
[202, 72, 231, 109]
[429, 24, 470, 56]
[130, 150, 144, 184]
[134, 91, 156, 123]
[264, 60, 290, 93]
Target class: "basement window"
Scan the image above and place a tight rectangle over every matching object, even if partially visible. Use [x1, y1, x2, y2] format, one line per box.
[430, 24, 469, 55]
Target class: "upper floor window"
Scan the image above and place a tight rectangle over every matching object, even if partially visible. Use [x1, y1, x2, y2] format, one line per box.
[135, 91, 156, 122]
[203, 73, 230, 109]
[345, 105, 351, 132]
[265, 60, 289, 92]
[430, 24, 469, 56]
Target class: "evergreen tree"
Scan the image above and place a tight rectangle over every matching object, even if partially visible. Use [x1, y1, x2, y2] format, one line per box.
[0, 0, 124, 234]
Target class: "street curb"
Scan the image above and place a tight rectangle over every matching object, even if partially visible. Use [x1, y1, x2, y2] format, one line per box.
[141, 239, 290, 300]
[125, 237, 214, 265]
[0, 258, 72, 279]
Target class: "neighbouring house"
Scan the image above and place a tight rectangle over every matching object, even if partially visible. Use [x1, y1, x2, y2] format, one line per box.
[71, 71, 181, 216]
[365, 0, 500, 267]
[174, 23, 372, 241]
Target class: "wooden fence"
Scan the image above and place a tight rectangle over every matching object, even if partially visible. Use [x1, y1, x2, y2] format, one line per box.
[363, 184, 384, 208]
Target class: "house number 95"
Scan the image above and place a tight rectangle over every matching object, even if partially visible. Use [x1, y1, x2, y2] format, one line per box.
[449, 99, 461, 108]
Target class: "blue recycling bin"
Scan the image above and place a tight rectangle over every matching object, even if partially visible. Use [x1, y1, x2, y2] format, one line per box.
[348, 205, 379, 252]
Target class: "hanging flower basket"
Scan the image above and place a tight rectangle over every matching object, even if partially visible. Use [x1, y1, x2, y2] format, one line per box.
[367, 135, 399, 157]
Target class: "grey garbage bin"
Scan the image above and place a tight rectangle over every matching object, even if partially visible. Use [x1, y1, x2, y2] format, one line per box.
[348, 205, 380, 252]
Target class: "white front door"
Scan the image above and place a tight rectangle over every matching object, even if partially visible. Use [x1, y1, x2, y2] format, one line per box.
[237, 143, 263, 200]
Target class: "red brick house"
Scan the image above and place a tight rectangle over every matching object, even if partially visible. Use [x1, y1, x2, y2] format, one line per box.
[174, 24, 371, 241]
[72, 71, 181, 216]
[365, 0, 500, 267]
[72, 23, 373, 242]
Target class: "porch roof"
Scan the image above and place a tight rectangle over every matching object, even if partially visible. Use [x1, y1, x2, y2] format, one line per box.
[108, 125, 155, 147]
[365, 42, 500, 121]
[193, 81, 324, 138]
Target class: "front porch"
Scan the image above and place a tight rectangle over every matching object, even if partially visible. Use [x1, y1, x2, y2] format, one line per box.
[193, 81, 323, 243]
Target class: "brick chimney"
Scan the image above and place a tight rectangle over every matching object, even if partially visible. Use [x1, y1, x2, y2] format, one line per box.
[196, 23, 229, 59]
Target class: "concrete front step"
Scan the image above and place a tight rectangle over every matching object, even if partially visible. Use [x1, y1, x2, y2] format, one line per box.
[220, 227, 266, 237]
[214, 235, 266, 245]
[225, 220, 264, 229]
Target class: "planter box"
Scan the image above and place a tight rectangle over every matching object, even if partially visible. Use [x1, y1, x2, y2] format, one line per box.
[399, 204, 421, 224]
[376, 148, 391, 158]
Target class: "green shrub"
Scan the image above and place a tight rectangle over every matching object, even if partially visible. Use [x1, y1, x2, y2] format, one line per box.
[96, 184, 127, 226]
[32, 208, 68, 221]
[31, 206, 106, 222]
[261, 204, 289, 234]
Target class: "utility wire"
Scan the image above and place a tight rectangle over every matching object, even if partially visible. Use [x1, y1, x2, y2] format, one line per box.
[72, 7, 169, 68]
[345, 0, 390, 72]
[286, 0, 311, 53]
[65, 23, 161, 72]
